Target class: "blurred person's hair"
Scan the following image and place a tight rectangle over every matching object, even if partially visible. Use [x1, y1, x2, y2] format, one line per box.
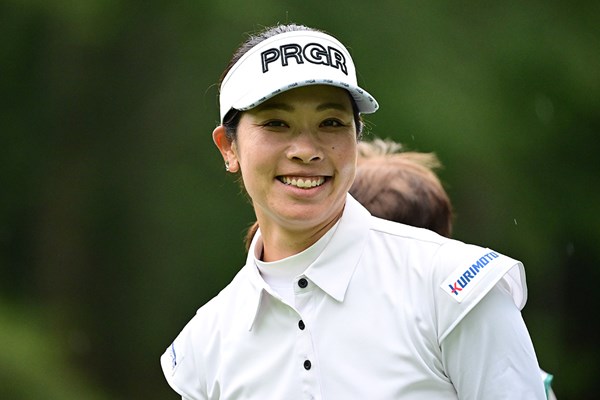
[350, 138, 453, 237]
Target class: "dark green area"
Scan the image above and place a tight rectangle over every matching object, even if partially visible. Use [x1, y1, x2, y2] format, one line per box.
[1, 1, 598, 398]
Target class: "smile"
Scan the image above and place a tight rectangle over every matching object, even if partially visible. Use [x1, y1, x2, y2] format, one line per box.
[279, 176, 326, 189]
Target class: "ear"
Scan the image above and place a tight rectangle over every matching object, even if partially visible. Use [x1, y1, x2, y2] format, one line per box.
[212, 125, 239, 173]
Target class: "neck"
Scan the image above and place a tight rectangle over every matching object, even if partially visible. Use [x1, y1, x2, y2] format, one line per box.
[256, 210, 343, 262]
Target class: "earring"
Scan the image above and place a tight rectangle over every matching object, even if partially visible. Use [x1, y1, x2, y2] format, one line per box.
[225, 161, 230, 172]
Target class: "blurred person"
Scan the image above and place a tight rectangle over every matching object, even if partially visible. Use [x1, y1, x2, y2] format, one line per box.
[160, 23, 546, 399]
[353, 138, 453, 237]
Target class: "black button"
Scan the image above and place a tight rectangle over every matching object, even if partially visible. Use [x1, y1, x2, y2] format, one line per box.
[298, 278, 308, 288]
[298, 320, 305, 330]
[304, 360, 312, 370]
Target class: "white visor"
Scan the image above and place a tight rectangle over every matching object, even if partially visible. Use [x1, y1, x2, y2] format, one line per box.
[219, 30, 379, 123]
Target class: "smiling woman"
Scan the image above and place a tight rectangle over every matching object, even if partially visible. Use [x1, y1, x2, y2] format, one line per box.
[160, 23, 547, 400]
[214, 85, 359, 260]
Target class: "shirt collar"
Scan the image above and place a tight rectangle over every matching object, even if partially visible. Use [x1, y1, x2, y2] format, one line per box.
[242, 194, 372, 331]
[304, 194, 372, 302]
[243, 232, 272, 331]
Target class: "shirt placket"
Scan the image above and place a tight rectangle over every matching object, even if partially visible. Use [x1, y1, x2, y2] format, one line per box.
[294, 275, 322, 400]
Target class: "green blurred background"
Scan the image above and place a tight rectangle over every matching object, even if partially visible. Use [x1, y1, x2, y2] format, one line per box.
[1, 0, 598, 398]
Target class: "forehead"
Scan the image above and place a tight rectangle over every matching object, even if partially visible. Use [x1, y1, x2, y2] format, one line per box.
[254, 85, 354, 111]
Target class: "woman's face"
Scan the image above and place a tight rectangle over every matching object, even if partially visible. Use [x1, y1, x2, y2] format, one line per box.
[220, 85, 358, 233]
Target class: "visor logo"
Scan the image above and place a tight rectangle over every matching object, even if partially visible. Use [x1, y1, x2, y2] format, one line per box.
[261, 42, 348, 75]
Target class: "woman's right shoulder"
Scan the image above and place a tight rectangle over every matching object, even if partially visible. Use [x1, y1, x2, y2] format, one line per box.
[160, 274, 249, 400]
[160, 264, 259, 397]
[187, 265, 256, 334]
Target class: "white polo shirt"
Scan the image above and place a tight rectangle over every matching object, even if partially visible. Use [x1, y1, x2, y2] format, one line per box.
[161, 195, 545, 399]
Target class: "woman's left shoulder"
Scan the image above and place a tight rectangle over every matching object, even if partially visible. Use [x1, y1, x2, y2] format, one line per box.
[430, 240, 528, 341]
[431, 239, 524, 298]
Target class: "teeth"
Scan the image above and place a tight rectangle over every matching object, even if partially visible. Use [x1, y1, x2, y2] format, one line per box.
[281, 176, 325, 188]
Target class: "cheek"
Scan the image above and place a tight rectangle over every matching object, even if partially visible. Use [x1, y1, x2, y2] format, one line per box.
[335, 136, 358, 164]
[237, 147, 273, 188]
[341, 160, 357, 182]
[238, 145, 267, 168]
[233, 136, 257, 168]
[333, 140, 358, 183]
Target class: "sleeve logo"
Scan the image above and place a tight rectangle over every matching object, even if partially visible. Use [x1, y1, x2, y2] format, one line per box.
[168, 342, 177, 370]
[441, 251, 500, 302]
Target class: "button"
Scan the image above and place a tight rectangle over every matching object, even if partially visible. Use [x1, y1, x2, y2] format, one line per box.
[304, 360, 312, 370]
[298, 320, 305, 330]
[298, 278, 308, 288]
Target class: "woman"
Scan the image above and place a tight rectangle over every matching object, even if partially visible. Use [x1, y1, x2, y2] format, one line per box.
[161, 24, 546, 399]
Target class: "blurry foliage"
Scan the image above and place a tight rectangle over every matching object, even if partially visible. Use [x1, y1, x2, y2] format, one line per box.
[1, 0, 598, 398]
[0, 302, 110, 399]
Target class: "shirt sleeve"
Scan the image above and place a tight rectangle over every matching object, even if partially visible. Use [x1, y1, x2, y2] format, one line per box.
[160, 320, 208, 400]
[433, 241, 527, 342]
[440, 285, 546, 399]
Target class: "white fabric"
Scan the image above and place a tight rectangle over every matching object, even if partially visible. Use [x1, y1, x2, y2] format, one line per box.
[441, 285, 545, 399]
[255, 221, 338, 305]
[219, 30, 379, 122]
[161, 194, 546, 399]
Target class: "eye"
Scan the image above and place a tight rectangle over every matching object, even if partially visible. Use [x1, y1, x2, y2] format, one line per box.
[320, 118, 346, 128]
[262, 120, 288, 128]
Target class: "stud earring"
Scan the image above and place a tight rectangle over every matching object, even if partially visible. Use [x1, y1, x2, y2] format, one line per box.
[225, 161, 230, 172]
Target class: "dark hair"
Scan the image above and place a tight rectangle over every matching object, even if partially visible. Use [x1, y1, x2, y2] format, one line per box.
[220, 24, 364, 141]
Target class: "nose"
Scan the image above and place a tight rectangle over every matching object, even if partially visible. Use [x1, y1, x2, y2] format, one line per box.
[286, 130, 323, 163]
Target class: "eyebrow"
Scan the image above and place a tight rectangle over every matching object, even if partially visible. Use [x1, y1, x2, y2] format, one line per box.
[317, 102, 351, 112]
[255, 103, 294, 112]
